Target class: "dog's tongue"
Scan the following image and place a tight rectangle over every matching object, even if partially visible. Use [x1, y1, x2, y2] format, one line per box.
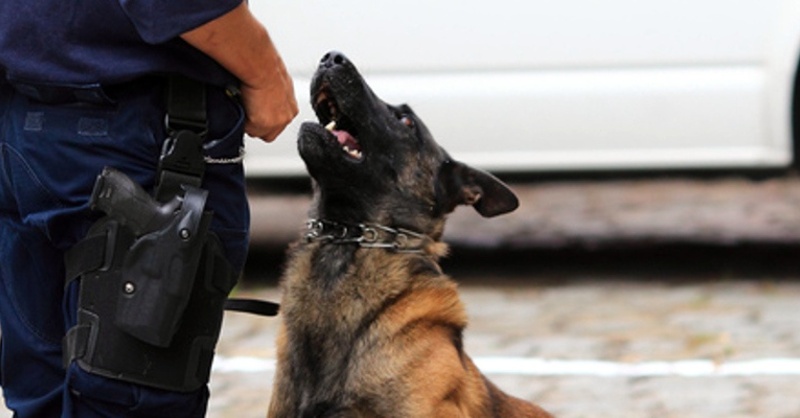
[333, 129, 360, 151]
[324, 120, 362, 158]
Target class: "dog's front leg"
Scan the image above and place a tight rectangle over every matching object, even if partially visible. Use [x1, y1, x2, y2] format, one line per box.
[266, 369, 297, 418]
[267, 326, 301, 418]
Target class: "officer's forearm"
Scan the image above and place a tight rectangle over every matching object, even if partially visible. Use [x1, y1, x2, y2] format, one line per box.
[180, 2, 284, 90]
[180, 2, 297, 142]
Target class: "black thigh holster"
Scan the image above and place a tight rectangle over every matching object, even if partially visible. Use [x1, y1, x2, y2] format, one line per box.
[63, 209, 237, 393]
[62, 77, 239, 393]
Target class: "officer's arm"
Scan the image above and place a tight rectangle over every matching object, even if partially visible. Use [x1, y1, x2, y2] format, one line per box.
[180, 2, 298, 143]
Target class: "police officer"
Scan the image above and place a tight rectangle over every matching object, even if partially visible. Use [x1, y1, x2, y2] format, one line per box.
[0, 1, 297, 417]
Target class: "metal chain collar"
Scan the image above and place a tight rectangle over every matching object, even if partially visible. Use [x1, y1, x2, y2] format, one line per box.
[305, 219, 431, 254]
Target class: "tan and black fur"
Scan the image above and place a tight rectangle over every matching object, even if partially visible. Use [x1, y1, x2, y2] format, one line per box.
[268, 51, 553, 418]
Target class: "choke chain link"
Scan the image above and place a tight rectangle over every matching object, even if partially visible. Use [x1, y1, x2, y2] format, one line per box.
[305, 219, 429, 253]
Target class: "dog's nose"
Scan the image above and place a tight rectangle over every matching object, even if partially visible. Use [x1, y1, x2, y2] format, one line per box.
[320, 51, 349, 69]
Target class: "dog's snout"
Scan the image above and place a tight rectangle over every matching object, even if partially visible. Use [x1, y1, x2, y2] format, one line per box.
[320, 51, 349, 69]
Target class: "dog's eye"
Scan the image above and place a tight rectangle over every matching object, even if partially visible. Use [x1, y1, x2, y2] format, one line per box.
[390, 105, 416, 130]
[400, 115, 415, 129]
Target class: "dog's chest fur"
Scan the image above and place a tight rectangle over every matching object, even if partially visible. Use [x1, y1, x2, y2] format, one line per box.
[277, 243, 468, 411]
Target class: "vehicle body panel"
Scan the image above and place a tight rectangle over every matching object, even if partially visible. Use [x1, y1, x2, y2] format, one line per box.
[246, 0, 800, 176]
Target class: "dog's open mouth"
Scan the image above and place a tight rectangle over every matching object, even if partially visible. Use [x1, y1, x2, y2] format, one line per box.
[313, 84, 363, 161]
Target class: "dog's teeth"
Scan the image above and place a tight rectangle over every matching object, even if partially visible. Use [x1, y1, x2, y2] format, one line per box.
[343, 145, 362, 159]
[325, 121, 337, 131]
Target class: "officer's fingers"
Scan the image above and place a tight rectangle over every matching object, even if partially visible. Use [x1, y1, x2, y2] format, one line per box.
[245, 122, 279, 143]
[244, 107, 296, 143]
[240, 84, 298, 143]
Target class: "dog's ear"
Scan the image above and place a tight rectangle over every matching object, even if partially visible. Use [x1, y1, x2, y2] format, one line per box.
[436, 159, 519, 217]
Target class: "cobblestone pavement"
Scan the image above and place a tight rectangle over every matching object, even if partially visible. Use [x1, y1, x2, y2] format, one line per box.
[1, 247, 800, 418]
[211, 247, 800, 418]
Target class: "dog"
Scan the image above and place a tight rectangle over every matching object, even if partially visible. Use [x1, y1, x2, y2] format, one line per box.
[268, 51, 553, 418]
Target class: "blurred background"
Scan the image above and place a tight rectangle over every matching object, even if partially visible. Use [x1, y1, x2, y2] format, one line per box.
[7, 1, 800, 417]
[244, 0, 800, 249]
[237, 2, 800, 417]
[247, 0, 800, 177]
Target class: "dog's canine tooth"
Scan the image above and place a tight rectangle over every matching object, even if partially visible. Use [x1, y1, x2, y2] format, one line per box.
[342, 145, 362, 159]
[325, 121, 337, 131]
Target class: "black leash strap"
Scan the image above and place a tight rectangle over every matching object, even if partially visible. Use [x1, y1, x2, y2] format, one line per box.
[224, 298, 280, 317]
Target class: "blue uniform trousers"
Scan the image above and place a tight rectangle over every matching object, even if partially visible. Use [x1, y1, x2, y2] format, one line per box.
[0, 79, 250, 417]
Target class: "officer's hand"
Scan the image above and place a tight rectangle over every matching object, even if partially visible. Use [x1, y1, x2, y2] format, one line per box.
[241, 61, 298, 143]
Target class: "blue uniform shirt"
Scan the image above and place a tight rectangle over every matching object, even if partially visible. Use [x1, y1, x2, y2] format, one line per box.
[0, 0, 243, 86]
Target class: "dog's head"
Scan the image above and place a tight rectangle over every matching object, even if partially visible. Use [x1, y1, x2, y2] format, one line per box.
[298, 51, 518, 237]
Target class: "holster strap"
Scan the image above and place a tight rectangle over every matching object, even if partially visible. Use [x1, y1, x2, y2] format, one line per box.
[156, 76, 208, 202]
[165, 76, 208, 136]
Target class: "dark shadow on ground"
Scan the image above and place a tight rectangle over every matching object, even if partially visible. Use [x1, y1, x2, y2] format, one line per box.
[242, 243, 800, 287]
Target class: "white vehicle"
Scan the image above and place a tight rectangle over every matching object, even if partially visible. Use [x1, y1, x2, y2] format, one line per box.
[246, 0, 800, 176]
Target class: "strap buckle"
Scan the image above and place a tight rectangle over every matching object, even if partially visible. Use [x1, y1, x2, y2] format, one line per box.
[156, 76, 208, 201]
